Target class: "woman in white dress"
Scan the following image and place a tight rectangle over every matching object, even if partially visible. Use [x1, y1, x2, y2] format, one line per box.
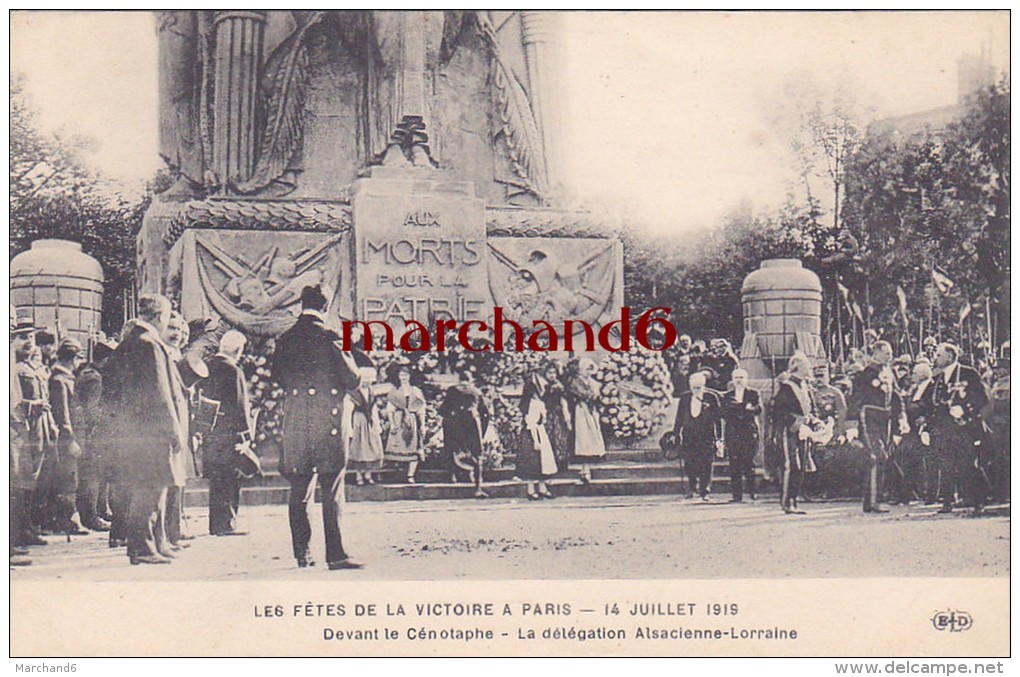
[384, 366, 426, 483]
[516, 373, 557, 500]
[564, 357, 606, 484]
[347, 366, 384, 485]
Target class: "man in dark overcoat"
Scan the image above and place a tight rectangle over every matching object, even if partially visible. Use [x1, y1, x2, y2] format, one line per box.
[199, 330, 252, 536]
[673, 372, 722, 501]
[720, 368, 761, 502]
[103, 294, 189, 564]
[271, 286, 364, 570]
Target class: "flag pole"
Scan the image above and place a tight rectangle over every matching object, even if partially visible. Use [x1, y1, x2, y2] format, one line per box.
[835, 276, 845, 366]
[985, 296, 993, 355]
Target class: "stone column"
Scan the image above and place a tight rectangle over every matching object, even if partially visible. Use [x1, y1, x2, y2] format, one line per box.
[521, 11, 563, 191]
[399, 11, 427, 120]
[212, 11, 265, 190]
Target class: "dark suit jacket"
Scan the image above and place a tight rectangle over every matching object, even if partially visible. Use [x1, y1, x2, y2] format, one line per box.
[848, 363, 904, 449]
[931, 362, 988, 433]
[905, 379, 935, 431]
[721, 387, 761, 450]
[102, 320, 188, 486]
[199, 354, 252, 472]
[271, 312, 361, 475]
[48, 365, 81, 460]
[673, 391, 721, 456]
[439, 383, 491, 456]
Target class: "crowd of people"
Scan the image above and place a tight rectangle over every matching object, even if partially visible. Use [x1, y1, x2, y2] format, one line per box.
[664, 331, 1010, 516]
[9, 283, 1010, 571]
[10, 296, 255, 567]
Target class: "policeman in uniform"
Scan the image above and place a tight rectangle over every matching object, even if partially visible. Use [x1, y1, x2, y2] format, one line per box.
[272, 285, 364, 570]
[930, 342, 989, 514]
[720, 368, 761, 502]
[847, 340, 908, 513]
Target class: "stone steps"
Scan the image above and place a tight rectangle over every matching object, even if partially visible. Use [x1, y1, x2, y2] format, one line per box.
[183, 456, 768, 507]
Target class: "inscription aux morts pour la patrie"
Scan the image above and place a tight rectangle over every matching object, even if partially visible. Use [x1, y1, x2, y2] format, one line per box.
[357, 202, 489, 325]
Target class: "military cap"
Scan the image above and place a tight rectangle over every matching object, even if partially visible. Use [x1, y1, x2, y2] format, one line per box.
[56, 337, 84, 360]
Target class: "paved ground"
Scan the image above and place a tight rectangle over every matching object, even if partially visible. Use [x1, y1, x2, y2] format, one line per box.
[10, 496, 1009, 581]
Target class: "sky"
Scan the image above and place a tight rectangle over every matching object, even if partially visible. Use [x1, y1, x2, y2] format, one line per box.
[9, 10, 1010, 236]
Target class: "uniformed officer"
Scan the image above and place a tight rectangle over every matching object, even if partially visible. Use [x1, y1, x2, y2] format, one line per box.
[10, 314, 44, 552]
[770, 352, 817, 514]
[930, 342, 989, 514]
[272, 285, 365, 570]
[846, 341, 908, 513]
[17, 333, 57, 537]
[812, 363, 847, 441]
[720, 368, 760, 502]
[43, 338, 88, 536]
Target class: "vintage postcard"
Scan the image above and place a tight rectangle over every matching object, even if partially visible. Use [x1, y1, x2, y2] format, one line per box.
[7, 10, 1010, 663]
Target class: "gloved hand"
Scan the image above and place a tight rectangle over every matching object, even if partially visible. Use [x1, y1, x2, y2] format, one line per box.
[920, 431, 931, 446]
[845, 427, 858, 443]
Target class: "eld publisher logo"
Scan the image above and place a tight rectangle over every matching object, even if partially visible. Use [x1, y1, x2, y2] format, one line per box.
[931, 610, 973, 632]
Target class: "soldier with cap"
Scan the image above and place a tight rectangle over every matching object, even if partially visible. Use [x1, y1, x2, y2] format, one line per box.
[272, 285, 365, 570]
[930, 342, 989, 514]
[846, 340, 909, 513]
[812, 362, 848, 442]
[10, 311, 42, 556]
[16, 324, 57, 537]
[42, 338, 89, 536]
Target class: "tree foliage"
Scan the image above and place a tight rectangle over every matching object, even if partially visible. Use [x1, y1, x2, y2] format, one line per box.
[623, 77, 1009, 354]
[10, 74, 156, 336]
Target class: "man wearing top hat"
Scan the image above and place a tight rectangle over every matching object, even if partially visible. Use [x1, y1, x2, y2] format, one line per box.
[271, 285, 365, 570]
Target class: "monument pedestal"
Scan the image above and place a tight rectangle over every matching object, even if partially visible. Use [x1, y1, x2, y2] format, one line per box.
[352, 168, 489, 327]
